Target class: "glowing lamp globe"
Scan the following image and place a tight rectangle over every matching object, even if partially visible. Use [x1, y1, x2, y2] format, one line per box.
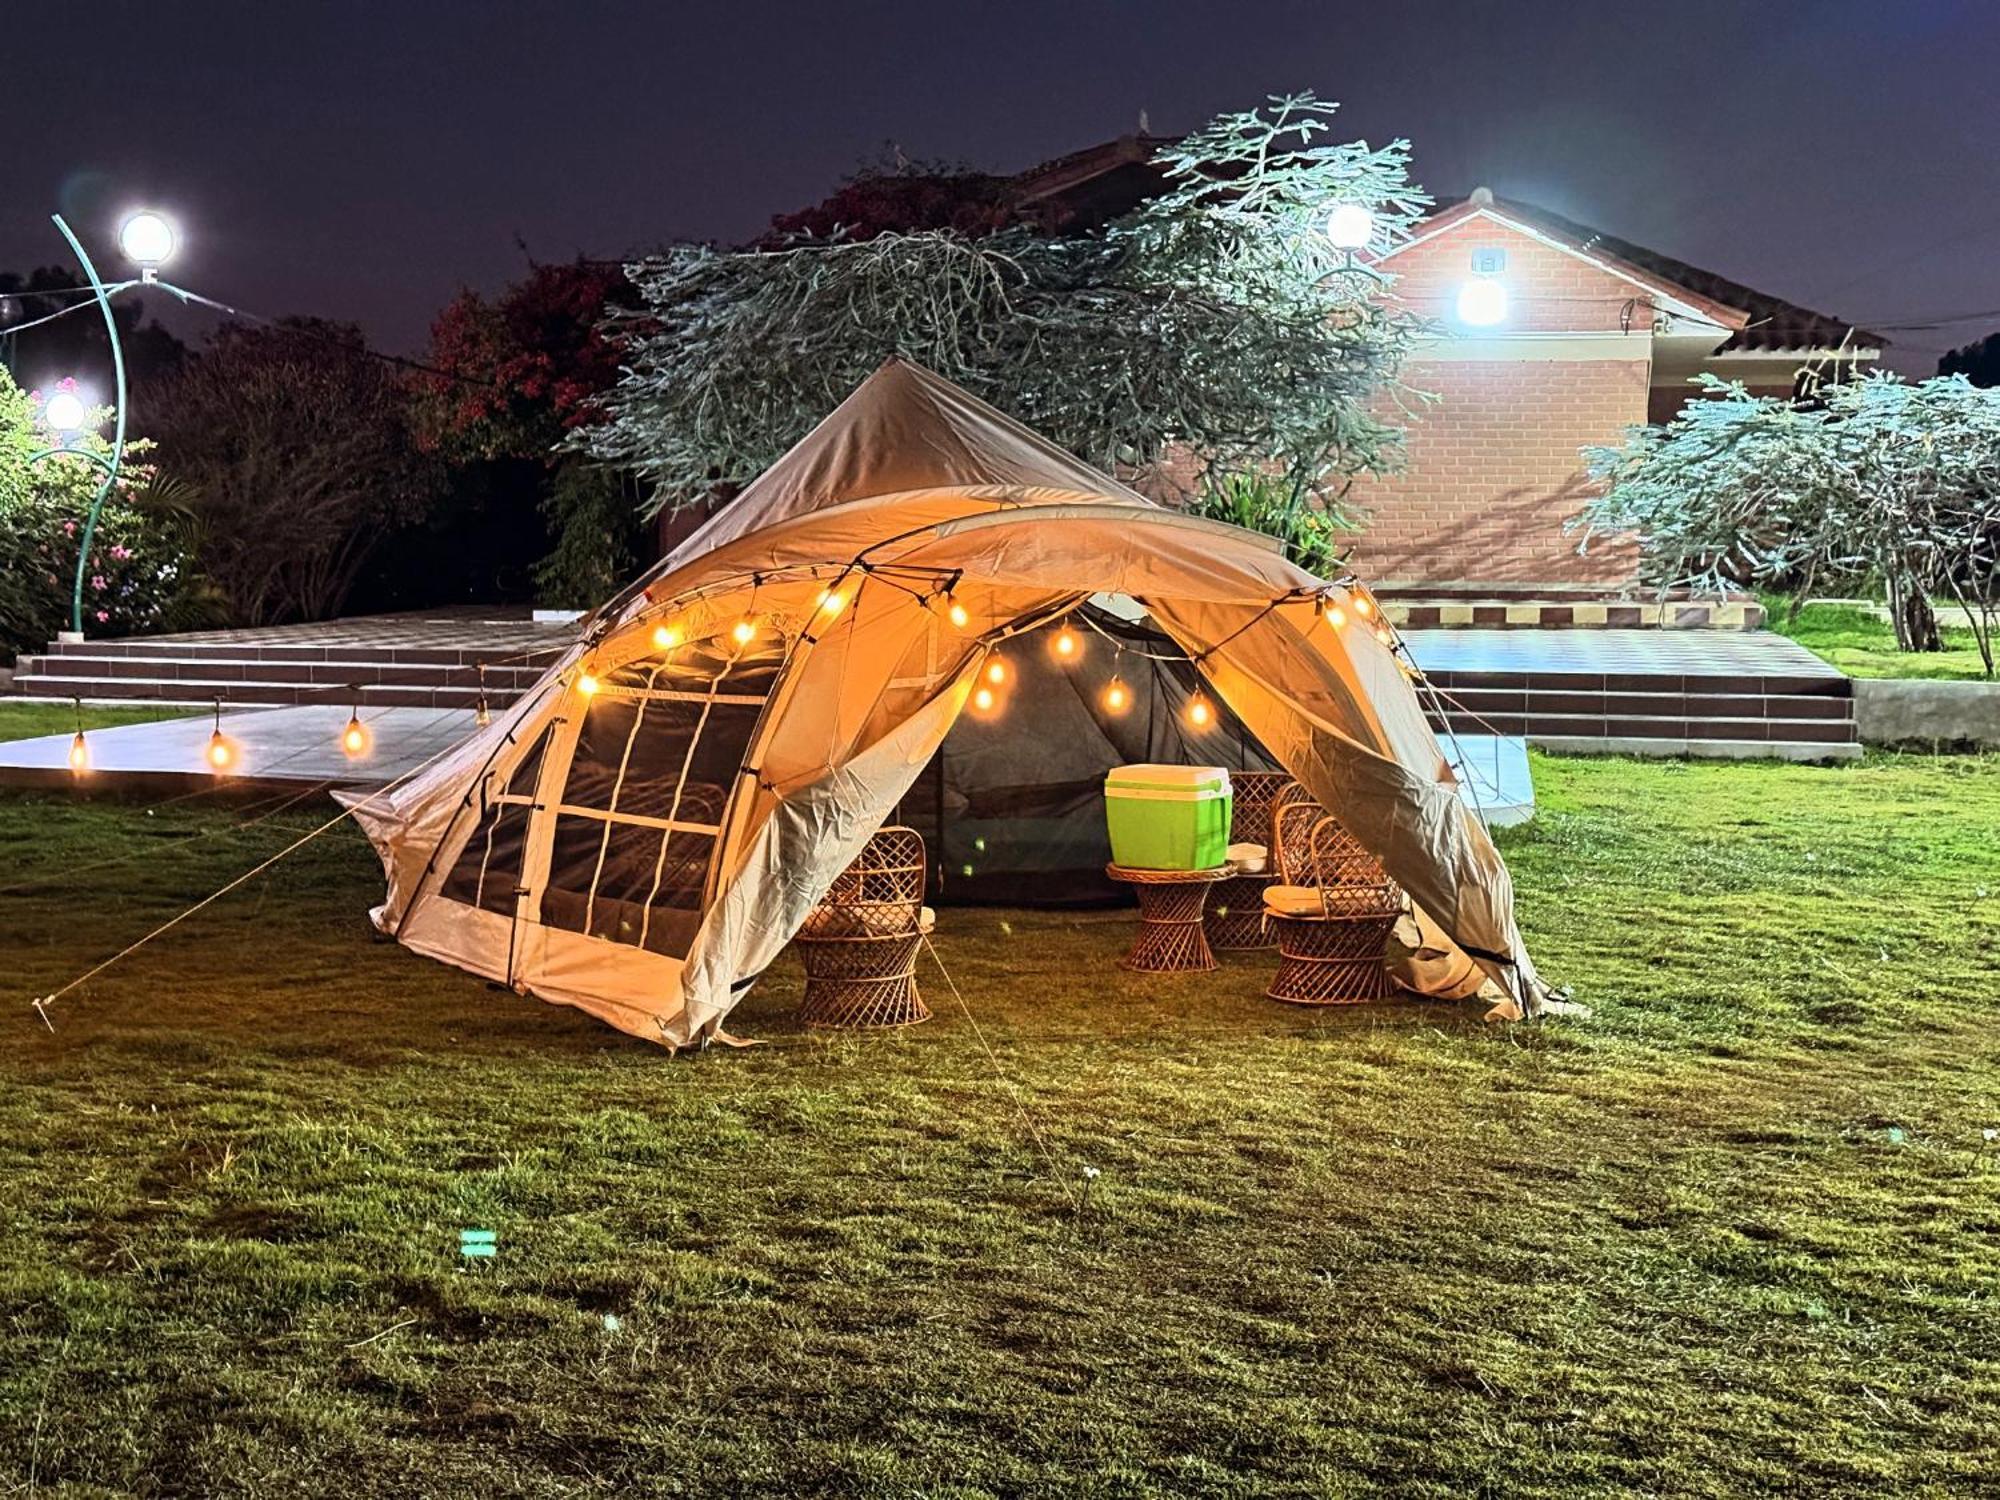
[206, 730, 237, 771]
[119, 211, 176, 268]
[731, 617, 757, 645]
[984, 657, 1006, 686]
[1103, 679, 1130, 714]
[652, 622, 683, 651]
[68, 731, 89, 774]
[1053, 624, 1080, 661]
[814, 587, 847, 618]
[1323, 603, 1346, 629]
[972, 685, 996, 714]
[1325, 203, 1375, 251]
[1186, 695, 1214, 730]
[943, 595, 970, 630]
[577, 672, 600, 697]
[1456, 278, 1508, 327]
[340, 713, 370, 759]
[43, 390, 88, 434]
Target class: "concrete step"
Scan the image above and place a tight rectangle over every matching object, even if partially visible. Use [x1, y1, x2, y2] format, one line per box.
[16, 652, 547, 692]
[13, 673, 529, 711]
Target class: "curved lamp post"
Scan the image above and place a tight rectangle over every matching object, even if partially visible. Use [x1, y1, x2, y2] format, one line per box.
[24, 210, 174, 639]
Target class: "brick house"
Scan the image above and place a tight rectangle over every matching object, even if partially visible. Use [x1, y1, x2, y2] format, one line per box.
[1013, 140, 1886, 596]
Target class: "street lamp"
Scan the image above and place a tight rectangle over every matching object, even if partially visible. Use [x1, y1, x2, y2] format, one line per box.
[1325, 203, 1375, 251]
[23, 209, 178, 639]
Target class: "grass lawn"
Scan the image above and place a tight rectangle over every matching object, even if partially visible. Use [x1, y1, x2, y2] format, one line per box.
[1765, 600, 1995, 681]
[0, 701, 194, 742]
[2, 750, 1998, 1496]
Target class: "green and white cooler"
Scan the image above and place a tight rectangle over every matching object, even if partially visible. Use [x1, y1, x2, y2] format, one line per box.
[1104, 765, 1233, 871]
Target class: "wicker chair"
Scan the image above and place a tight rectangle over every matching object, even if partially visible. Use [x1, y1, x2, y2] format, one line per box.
[1262, 797, 1402, 1005]
[1203, 771, 1292, 950]
[794, 826, 935, 1028]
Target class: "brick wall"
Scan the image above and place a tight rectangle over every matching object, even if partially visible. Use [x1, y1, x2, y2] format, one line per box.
[1340, 213, 1660, 589]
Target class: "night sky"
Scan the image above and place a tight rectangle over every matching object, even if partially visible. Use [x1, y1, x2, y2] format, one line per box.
[4, 0, 1993, 374]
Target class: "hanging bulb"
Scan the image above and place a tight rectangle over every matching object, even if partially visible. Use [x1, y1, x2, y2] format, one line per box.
[68, 730, 89, 774]
[652, 621, 684, 652]
[937, 589, 970, 631]
[972, 684, 997, 714]
[1186, 694, 1214, 730]
[1353, 593, 1375, 620]
[731, 616, 757, 645]
[578, 671, 601, 697]
[206, 729, 236, 772]
[1052, 622, 1081, 662]
[813, 587, 847, 619]
[1323, 601, 1346, 629]
[1374, 626, 1394, 646]
[1103, 678, 1130, 714]
[475, 697, 492, 729]
[341, 711, 369, 759]
[984, 656, 1007, 686]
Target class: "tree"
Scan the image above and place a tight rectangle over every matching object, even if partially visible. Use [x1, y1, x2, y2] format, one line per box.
[149, 321, 435, 625]
[582, 94, 1432, 569]
[1941, 330, 2000, 388]
[413, 260, 639, 609]
[1578, 372, 2000, 673]
[0, 370, 214, 655]
[760, 151, 1015, 244]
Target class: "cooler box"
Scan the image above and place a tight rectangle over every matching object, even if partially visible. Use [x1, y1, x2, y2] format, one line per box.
[1104, 765, 1233, 871]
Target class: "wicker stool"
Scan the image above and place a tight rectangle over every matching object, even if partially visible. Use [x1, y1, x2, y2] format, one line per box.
[1204, 771, 1292, 951]
[795, 827, 933, 1028]
[1106, 864, 1230, 972]
[1262, 810, 1401, 1006]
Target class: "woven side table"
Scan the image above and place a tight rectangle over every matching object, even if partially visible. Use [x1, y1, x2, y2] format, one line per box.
[1106, 864, 1231, 973]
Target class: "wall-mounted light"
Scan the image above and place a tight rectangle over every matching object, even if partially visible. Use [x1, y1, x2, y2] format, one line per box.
[1456, 278, 1508, 327]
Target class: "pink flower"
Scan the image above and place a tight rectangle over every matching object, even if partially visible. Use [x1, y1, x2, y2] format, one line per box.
[110, 545, 133, 561]
[91, 575, 107, 592]
[62, 521, 76, 536]
[95, 610, 109, 623]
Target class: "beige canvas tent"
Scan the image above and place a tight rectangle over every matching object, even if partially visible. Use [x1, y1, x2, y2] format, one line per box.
[345, 360, 1550, 1047]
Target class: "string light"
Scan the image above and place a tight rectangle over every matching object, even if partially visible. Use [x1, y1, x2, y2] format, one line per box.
[206, 702, 237, 773]
[972, 684, 997, 714]
[1186, 694, 1214, 730]
[984, 656, 1007, 686]
[1353, 593, 1375, 620]
[1374, 626, 1394, 646]
[1103, 677, 1130, 714]
[731, 616, 758, 645]
[1323, 601, 1346, 629]
[68, 697, 88, 775]
[813, 587, 847, 619]
[474, 663, 491, 728]
[578, 671, 601, 697]
[340, 709, 370, 759]
[934, 588, 970, 630]
[1052, 621, 1081, 661]
[652, 622, 684, 651]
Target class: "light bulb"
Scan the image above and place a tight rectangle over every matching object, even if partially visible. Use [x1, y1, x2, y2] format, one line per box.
[652, 622, 683, 651]
[814, 587, 847, 618]
[1374, 626, 1393, 646]
[1053, 624, 1080, 661]
[207, 730, 236, 771]
[1104, 679, 1130, 714]
[1325, 203, 1375, 250]
[578, 671, 600, 697]
[1324, 603, 1346, 629]
[984, 657, 1006, 686]
[341, 713, 369, 759]
[68, 731, 89, 774]
[475, 698, 492, 729]
[945, 596, 970, 630]
[1187, 695, 1214, 729]
[1456, 278, 1508, 327]
[731, 617, 757, 645]
[43, 390, 88, 434]
[1353, 594, 1374, 619]
[972, 685, 996, 713]
[118, 211, 176, 268]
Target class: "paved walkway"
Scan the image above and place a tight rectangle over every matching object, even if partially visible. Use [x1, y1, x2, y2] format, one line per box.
[0, 704, 473, 791]
[1404, 628, 1833, 677]
[98, 606, 567, 655]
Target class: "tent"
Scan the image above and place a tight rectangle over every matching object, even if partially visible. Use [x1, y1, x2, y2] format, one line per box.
[344, 360, 1550, 1047]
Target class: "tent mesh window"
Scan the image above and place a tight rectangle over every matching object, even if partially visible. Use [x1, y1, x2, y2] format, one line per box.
[440, 725, 553, 916]
[538, 645, 779, 958]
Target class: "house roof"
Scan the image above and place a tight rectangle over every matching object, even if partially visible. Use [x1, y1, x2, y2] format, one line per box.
[1003, 137, 1885, 356]
[1422, 193, 1886, 355]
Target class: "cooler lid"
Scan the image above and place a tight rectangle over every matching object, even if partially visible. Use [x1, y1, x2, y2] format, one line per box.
[1105, 764, 1233, 794]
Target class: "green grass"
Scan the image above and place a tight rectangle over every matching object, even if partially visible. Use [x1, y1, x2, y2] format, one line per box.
[0, 701, 194, 743]
[1765, 600, 1995, 680]
[2, 752, 1998, 1496]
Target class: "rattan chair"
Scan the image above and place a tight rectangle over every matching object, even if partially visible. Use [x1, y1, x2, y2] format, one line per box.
[794, 826, 935, 1028]
[1262, 798, 1402, 1005]
[1203, 771, 1292, 950]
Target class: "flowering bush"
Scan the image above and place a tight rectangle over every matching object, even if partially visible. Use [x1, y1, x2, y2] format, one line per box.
[0, 370, 216, 657]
